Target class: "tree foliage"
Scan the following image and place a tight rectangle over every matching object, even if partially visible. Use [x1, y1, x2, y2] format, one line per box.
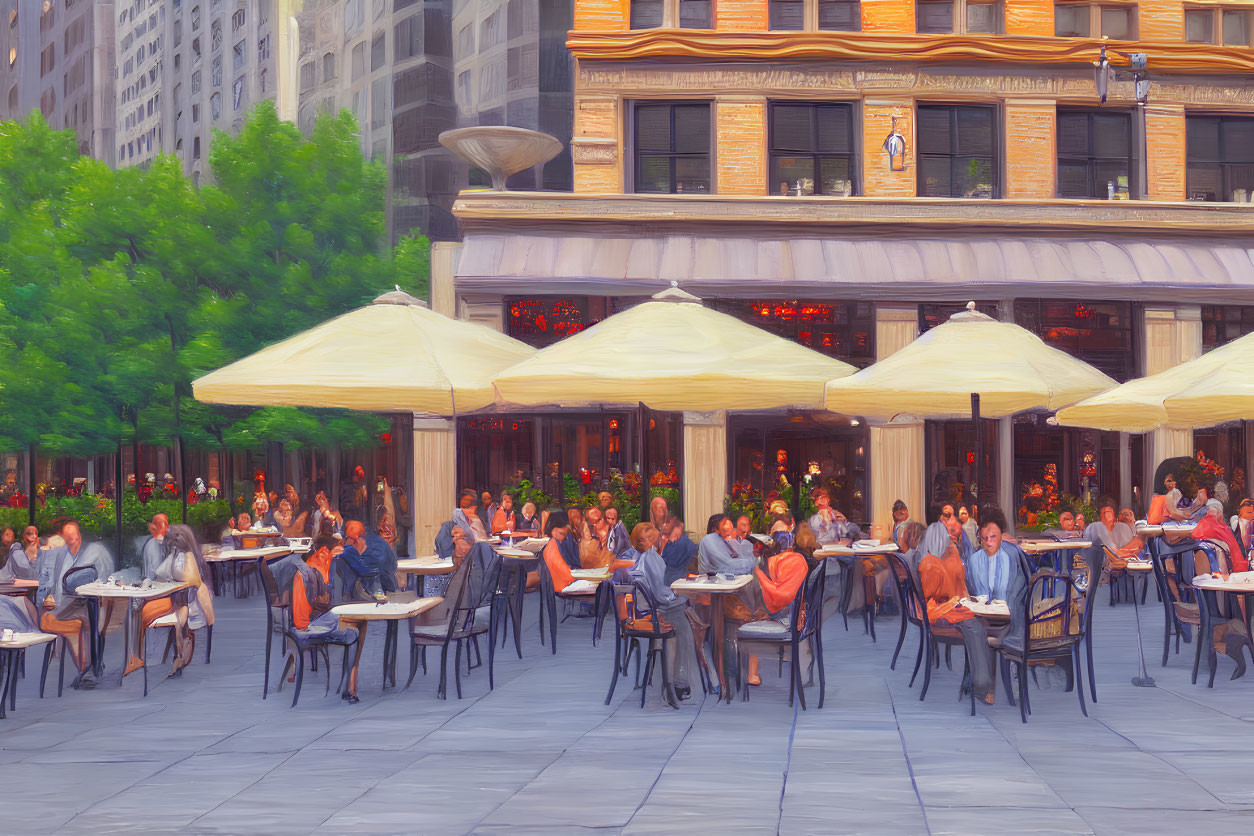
[0, 103, 427, 456]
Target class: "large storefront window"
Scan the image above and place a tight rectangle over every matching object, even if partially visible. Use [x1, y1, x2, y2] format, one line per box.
[925, 419, 998, 517]
[1194, 424, 1246, 505]
[709, 299, 876, 366]
[919, 301, 998, 332]
[504, 296, 648, 348]
[1012, 416, 1124, 529]
[729, 413, 867, 525]
[1202, 305, 1254, 351]
[1014, 300, 1136, 382]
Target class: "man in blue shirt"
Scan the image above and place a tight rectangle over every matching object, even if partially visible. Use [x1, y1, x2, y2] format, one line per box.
[339, 520, 398, 599]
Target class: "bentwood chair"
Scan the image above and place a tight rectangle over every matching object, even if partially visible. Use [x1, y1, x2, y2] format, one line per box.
[50, 566, 100, 695]
[257, 555, 357, 707]
[737, 561, 829, 709]
[602, 580, 679, 709]
[1150, 541, 1203, 674]
[995, 569, 1088, 724]
[886, 551, 964, 703]
[535, 557, 598, 655]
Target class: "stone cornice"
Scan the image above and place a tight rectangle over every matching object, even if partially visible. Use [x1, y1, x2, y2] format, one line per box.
[453, 190, 1254, 236]
[566, 30, 1254, 74]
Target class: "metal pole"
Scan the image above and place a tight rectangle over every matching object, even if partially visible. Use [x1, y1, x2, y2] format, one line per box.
[971, 393, 982, 511]
[114, 442, 123, 562]
[638, 402, 648, 527]
[27, 444, 36, 528]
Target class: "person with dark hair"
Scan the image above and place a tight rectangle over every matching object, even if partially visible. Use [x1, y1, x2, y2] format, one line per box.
[1149, 456, 1196, 525]
[134, 524, 214, 677]
[962, 509, 1028, 704]
[1085, 495, 1144, 577]
[698, 515, 755, 576]
[0, 524, 39, 582]
[604, 506, 630, 557]
[453, 490, 488, 542]
[339, 520, 398, 600]
[659, 516, 697, 585]
[527, 510, 585, 594]
[626, 522, 700, 700]
[891, 499, 913, 545]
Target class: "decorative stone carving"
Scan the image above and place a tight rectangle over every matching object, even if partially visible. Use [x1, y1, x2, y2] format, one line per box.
[571, 137, 618, 165]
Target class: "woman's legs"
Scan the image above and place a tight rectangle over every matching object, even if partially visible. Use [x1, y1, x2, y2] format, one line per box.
[40, 612, 87, 671]
[661, 602, 696, 691]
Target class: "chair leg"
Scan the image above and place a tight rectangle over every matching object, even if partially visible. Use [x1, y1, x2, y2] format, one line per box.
[659, 640, 678, 709]
[891, 608, 908, 670]
[57, 639, 65, 698]
[405, 643, 420, 689]
[739, 648, 750, 702]
[909, 634, 924, 687]
[815, 631, 826, 710]
[1018, 659, 1029, 723]
[1000, 656, 1016, 707]
[205, 624, 213, 664]
[1162, 611, 1172, 667]
[640, 644, 654, 708]
[605, 636, 623, 706]
[548, 597, 558, 654]
[40, 643, 52, 698]
[263, 625, 273, 700]
[1192, 625, 1203, 684]
[291, 653, 304, 708]
[437, 642, 450, 700]
[454, 640, 464, 700]
[487, 627, 496, 692]
[944, 644, 952, 670]
[919, 640, 933, 701]
[338, 645, 351, 695]
[793, 640, 807, 711]
[537, 596, 545, 647]
[1073, 646, 1088, 718]
[1086, 633, 1098, 703]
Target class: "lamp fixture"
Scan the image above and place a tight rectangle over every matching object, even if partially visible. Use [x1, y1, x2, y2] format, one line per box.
[1095, 44, 1150, 105]
[882, 116, 906, 172]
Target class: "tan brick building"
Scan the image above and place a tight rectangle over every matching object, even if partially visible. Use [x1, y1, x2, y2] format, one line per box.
[434, 0, 1254, 536]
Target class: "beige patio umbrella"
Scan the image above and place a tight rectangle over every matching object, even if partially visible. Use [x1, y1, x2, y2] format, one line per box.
[492, 283, 857, 411]
[193, 288, 534, 554]
[823, 303, 1117, 420]
[1056, 330, 1254, 432]
[193, 288, 533, 414]
[822, 302, 1116, 507]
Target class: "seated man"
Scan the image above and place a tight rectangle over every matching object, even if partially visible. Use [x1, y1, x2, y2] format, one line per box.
[1084, 496, 1145, 575]
[659, 517, 697, 585]
[141, 513, 169, 580]
[1042, 509, 1081, 541]
[337, 520, 398, 600]
[491, 492, 518, 533]
[808, 488, 864, 545]
[604, 507, 631, 558]
[452, 490, 489, 542]
[35, 521, 115, 681]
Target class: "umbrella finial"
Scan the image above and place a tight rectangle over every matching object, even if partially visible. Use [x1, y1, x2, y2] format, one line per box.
[966, 301, 976, 311]
[373, 288, 429, 308]
[652, 282, 703, 305]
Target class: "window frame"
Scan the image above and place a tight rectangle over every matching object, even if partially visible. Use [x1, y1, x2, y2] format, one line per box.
[1055, 107, 1136, 200]
[1186, 113, 1254, 202]
[630, 100, 714, 196]
[768, 0, 862, 31]
[915, 102, 1001, 199]
[1053, 1, 1138, 39]
[916, 0, 1003, 34]
[628, 0, 712, 29]
[1183, 5, 1253, 45]
[766, 100, 860, 196]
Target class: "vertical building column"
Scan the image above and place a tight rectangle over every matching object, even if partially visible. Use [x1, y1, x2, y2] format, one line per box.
[1146, 105, 1187, 201]
[1143, 306, 1201, 482]
[683, 411, 727, 535]
[862, 100, 915, 198]
[413, 416, 457, 556]
[1003, 102, 1056, 199]
[430, 241, 460, 317]
[715, 97, 767, 196]
[572, 95, 622, 194]
[868, 304, 923, 538]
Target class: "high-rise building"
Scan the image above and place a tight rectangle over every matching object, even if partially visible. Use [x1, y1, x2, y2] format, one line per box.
[438, 0, 1254, 534]
[115, 0, 163, 167]
[0, 0, 116, 164]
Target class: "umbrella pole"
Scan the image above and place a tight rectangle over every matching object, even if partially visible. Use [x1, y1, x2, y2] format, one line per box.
[971, 393, 982, 513]
[638, 402, 648, 528]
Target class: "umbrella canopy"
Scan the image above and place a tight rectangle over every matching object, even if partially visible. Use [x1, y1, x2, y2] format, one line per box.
[1056, 330, 1254, 432]
[193, 289, 534, 414]
[823, 303, 1117, 420]
[491, 284, 858, 411]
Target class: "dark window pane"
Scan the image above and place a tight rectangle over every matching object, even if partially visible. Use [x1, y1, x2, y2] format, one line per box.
[630, 0, 663, 28]
[772, 104, 814, 152]
[1058, 162, 1090, 198]
[678, 0, 710, 27]
[1054, 4, 1088, 36]
[673, 104, 709, 153]
[1057, 112, 1090, 156]
[1221, 118, 1254, 162]
[637, 156, 671, 192]
[1185, 9, 1213, 42]
[1187, 116, 1220, 161]
[818, 0, 859, 29]
[1223, 10, 1250, 45]
[916, 0, 953, 32]
[815, 105, 851, 153]
[1101, 6, 1132, 39]
[772, 156, 816, 195]
[955, 107, 994, 156]
[1186, 164, 1221, 201]
[954, 155, 994, 198]
[1094, 160, 1130, 198]
[769, 0, 805, 29]
[919, 156, 952, 197]
[1092, 113, 1129, 158]
[967, 1, 999, 32]
[636, 105, 671, 151]
[819, 157, 852, 195]
[675, 157, 710, 193]
[918, 107, 952, 154]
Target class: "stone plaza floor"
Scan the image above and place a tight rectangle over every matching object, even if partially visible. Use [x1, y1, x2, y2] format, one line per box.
[2, 583, 1253, 835]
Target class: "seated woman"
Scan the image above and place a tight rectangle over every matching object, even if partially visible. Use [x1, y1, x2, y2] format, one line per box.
[0, 524, 40, 582]
[915, 520, 1004, 703]
[697, 514, 757, 577]
[311, 491, 345, 539]
[491, 492, 519, 533]
[452, 490, 490, 542]
[1085, 496, 1145, 577]
[1148, 457, 1196, 525]
[527, 511, 588, 594]
[133, 525, 214, 677]
[626, 522, 703, 701]
[272, 497, 308, 540]
[581, 508, 634, 572]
